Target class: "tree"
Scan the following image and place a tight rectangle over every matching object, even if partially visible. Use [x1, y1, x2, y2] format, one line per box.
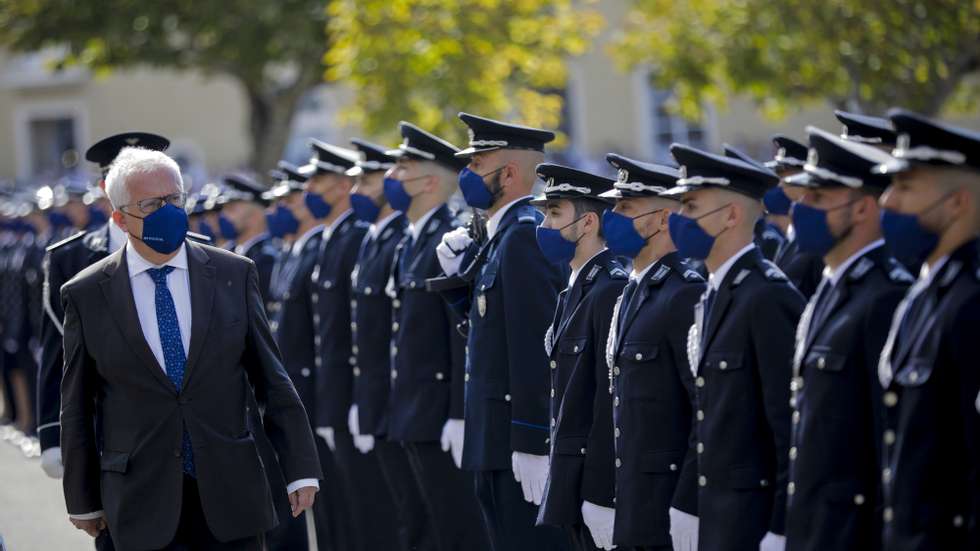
[608, 0, 980, 120]
[0, 0, 329, 171]
[325, 0, 603, 145]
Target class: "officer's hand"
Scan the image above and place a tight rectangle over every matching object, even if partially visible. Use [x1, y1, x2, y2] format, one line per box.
[511, 451, 549, 505]
[315, 427, 336, 452]
[668, 507, 699, 551]
[289, 486, 318, 518]
[581, 501, 617, 549]
[440, 418, 465, 469]
[41, 446, 64, 479]
[759, 532, 786, 551]
[70, 517, 106, 538]
[436, 228, 473, 276]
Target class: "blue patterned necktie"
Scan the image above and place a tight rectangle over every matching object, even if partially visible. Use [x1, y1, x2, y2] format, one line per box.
[147, 266, 195, 477]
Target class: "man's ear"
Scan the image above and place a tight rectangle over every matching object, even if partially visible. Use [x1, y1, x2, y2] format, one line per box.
[111, 210, 128, 233]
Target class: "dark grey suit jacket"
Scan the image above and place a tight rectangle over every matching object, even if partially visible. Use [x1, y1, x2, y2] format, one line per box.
[60, 241, 322, 550]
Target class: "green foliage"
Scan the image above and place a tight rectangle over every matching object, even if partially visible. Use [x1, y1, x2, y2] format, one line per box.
[325, 0, 604, 145]
[609, 0, 980, 119]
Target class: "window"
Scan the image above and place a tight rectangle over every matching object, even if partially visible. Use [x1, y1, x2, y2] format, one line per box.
[29, 117, 78, 180]
[650, 88, 706, 164]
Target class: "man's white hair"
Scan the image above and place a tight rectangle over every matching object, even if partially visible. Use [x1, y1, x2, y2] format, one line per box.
[104, 147, 184, 210]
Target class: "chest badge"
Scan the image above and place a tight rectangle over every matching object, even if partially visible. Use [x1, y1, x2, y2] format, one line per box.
[477, 294, 487, 317]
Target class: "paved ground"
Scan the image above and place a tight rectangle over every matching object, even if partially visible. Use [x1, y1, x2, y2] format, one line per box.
[0, 439, 93, 550]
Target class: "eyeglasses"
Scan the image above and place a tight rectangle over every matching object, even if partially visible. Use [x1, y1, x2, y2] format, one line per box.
[121, 192, 187, 215]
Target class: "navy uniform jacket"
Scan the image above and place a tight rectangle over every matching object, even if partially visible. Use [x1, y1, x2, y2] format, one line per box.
[238, 234, 280, 311]
[775, 237, 824, 299]
[312, 213, 370, 430]
[388, 205, 466, 443]
[36, 226, 209, 450]
[878, 239, 980, 551]
[785, 245, 912, 551]
[268, 228, 324, 422]
[460, 198, 569, 471]
[351, 214, 407, 436]
[538, 250, 627, 527]
[687, 247, 804, 551]
[608, 252, 705, 547]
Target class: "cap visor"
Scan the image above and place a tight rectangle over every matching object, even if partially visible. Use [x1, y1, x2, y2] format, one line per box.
[873, 158, 909, 175]
[454, 146, 501, 158]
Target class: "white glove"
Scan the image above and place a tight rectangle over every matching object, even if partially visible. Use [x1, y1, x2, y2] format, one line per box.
[315, 427, 336, 452]
[348, 405, 375, 454]
[40, 447, 64, 479]
[759, 532, 786, 551]
[581, 501, 617, 550]
[668, 507, 699, 551]
[436, 227, 473, 276]
[440, 418, 465, 469]
[511, 451, 549, 505]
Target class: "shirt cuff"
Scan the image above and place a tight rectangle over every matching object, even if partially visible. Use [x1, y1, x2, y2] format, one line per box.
[69, 511, 105, 520]
[286, 478, 320, 494]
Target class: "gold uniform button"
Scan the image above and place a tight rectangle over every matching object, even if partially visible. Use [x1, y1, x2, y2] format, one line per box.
[695, 377, 705, 388]
[393, 299, 401, 308]
[352, 345, 359, 354]
[573, 345, 579, 353]
[884, 392, 898, 407]
[580, 448, 586, 455]
[300, 368, 311, 377]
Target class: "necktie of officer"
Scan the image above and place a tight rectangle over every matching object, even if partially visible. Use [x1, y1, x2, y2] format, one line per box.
[699, 287, 717, 349]
[617, 279, 640, 337]
[807, 277, 834, 336]
[147, 266, 195, 477]
[878, 277, 930, 386]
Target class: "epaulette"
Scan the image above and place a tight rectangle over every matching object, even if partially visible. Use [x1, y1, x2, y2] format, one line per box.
[353, 219, 372, 229]
[760, 260, 788, 282]
[649, 263, 671, 284]
[516, 205, 542, 224]
[45, 230, 87, 253]
[187, 231, 212, 243]
[585, 263, 602, 283]
[883, 257, 914, 284]
[606, 263, 628, 280]
[939, 261, 962, 288]
[678, 259, 706, 282]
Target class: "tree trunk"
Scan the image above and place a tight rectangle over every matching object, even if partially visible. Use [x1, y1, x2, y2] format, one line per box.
[241, 67, 322, 174]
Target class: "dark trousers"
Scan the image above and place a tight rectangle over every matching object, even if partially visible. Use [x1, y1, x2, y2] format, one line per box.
[375, 439, 438, 550]
[567, 524, 601, 551]
[157, 475, 262, 550]
[473, 469, 569, 551]
[331, 428, 400, 550]
[403, 441, 491, 551]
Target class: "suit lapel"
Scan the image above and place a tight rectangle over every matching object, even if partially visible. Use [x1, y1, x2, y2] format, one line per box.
[182, 242, 215, 387]
[701, 251, 757, 355]
[99, 248, 176, 394]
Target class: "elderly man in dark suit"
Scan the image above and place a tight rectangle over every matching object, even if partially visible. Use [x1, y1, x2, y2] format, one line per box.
[60, 146, 322, 550]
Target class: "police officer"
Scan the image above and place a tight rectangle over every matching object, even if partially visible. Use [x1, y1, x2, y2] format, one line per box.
[665, 144, 805, 551]
[598, 154, 705, 551]
[764, 136, 825, 298]
[531, 164, 626, 551]
[385, 121, 492, 551]
[218, 174, 278, 306]
[346, 137, 436, 550]
[835, 110, 898, 152]
[724, 144, 785, 261]
[782, 127, 913, 551]
[875, 110, 980, 551]
[301, 140, 398, 551]
[436, 113, 569, 550]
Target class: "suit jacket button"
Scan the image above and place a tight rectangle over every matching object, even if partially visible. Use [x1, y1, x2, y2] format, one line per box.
[614, 427, 620, 438]
[410, 281, 417, 288]
[909, 370, 919, 382]
[550, 418, 556, 428]
[550, 389, 555, 398]
[697, 443, 704, 454]
[614, 396, 620, 407]
[392, 322, 399, 331]
[792, 411, 800, 424]
[573, 345, 579, 353]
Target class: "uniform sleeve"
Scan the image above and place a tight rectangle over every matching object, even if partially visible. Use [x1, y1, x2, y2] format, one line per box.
[243, 263, 323, 483]
[749, 283, 804, 535]
[950, 290, 980, 539]
[501, 225, 565, 455]
[446, 298, 467, 420]
[37, 251, 67, 450]
[581, 280, 626, 507]
[59, 285, 102, 515]
[668, 284, 705, 516]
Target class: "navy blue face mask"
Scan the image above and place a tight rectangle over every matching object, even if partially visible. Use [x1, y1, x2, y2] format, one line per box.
[128, 203, 189, 254]
[384, 174, 430, 212]
[763, 186, 792, 216]
[791, 196, 862, 257]
[350, 193, 382, 222]
[602, 209, 665, 258]
[304, 191, 332, 219]
[458, 166, 505, 209]
[218, 214, 238, 241]
[667, 204, 731, 260]
[268, 205, 299, 237]
[535, 216, 585, 264]
[880, 190, 955, 268]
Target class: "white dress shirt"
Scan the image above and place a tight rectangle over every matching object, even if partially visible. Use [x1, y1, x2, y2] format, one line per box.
[486, 195, 533, 239]
[708, 243, 757, 292]
[70, 241, 317, 521]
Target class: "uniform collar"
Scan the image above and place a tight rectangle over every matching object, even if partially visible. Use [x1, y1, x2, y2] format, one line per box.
[323, 209, 353, 241]
[292, 224, 324, 255]
[486, 195, 533, 239]
[234, 232, 269, 255]
[409, 204, 443, 242]
[126, 241, 188, 278]
[823, 239, 885, 287]
[919, 255, 950, 286]
[369, 211, 402, 239]
[708, 243, 756, 292]
[569, 247, 607, 288]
